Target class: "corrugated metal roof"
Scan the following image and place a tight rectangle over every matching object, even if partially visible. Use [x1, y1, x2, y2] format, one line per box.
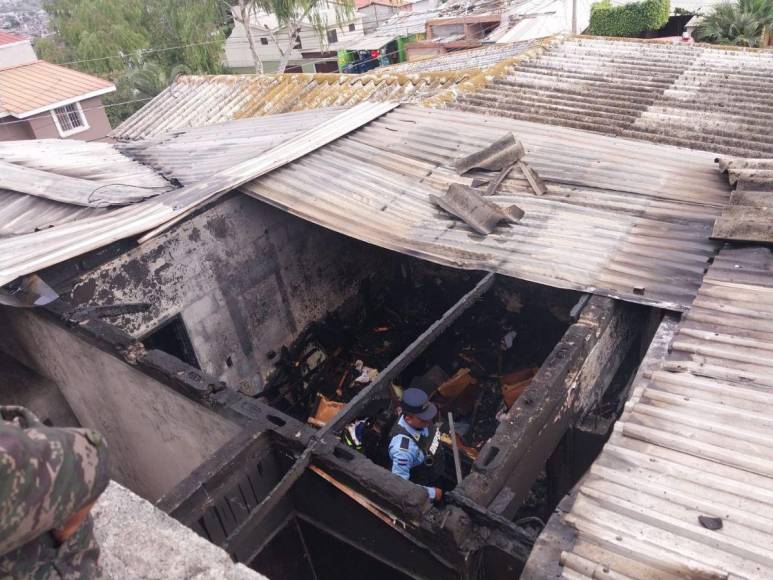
[536, 245, 773, 579]
[218, 105, 727, 311]
[0, 102, 396, 286]
[382, 38, 545, 74]
[0, 139, 169, 187]
[345, 34, 398, 51]
[118, 108, 343, 185]
[0, 139, 170, 237]
[112, 72, 466, 140]
[452, 36, 773, 158]
[0, 60, 115, 117]
[712, 157, 773, 243]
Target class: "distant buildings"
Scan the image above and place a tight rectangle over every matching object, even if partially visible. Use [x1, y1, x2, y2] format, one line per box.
[224, 2, 366, 73]
[0, 31, 115, 141]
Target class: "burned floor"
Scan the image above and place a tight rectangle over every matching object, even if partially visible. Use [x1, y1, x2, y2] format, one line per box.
[0, 194, 658, 580]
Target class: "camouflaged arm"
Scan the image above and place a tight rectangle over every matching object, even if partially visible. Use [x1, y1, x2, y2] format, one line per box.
[0, 406, 110, 556]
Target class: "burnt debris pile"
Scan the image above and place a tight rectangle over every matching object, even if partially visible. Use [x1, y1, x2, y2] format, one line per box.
[259, 260, 576, 487]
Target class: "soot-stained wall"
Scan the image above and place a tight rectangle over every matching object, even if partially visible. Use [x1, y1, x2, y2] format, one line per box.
[68, 195, 384, 394]
[0, 307, 241, 501]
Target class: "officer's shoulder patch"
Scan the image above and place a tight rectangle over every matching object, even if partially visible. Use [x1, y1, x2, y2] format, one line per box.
[399, 436, 410, 450]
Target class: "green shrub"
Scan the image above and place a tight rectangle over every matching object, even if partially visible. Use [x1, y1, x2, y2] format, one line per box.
[587, 0, 672, 36]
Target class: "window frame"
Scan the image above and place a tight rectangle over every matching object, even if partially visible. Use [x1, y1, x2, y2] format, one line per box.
[327, 28, 338, 44]
[260, 36, 269, 45]
[348, 23, 356, 32]
[50, 102, 90, 137]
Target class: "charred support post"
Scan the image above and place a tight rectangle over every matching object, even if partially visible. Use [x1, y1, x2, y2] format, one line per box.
[521, 314, 680, 580]
[217, 273, 496, 555]
[460, 295, 646, 518]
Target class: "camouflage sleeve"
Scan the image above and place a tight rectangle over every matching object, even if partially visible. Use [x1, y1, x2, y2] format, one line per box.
[0, 406, 110, 557]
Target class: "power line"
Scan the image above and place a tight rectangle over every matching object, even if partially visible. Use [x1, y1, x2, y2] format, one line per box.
[57, 39, 225, 67]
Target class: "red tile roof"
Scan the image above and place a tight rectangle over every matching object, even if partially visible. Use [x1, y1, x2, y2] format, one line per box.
[0, 31, 28, 46]
[0, 60, 115, 118]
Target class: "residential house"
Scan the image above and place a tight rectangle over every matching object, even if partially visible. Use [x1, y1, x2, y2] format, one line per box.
[1, 34, 773, 580]
[224, 2, 365, 73]
[356, 0, 403, 34]
[0, 31, 115, 142]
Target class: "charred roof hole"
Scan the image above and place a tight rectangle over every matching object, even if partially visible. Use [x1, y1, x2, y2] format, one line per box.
[142, 314, 200, 369]
[256, 256, 581, 493]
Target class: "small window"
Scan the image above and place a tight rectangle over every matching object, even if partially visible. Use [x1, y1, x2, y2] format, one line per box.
[327, 29, 338, 44]
[294, 34, 302, 49]
[143, 315, 200, 369]
[349, 23, 356, 32]
[51, 103, 89, 137]
[260, 37, 268, 45]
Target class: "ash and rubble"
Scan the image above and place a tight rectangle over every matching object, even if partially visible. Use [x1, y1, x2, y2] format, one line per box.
[258, 260, 577, 490]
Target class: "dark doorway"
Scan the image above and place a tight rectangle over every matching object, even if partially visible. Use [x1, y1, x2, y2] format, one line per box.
[142, 315, 200, 368]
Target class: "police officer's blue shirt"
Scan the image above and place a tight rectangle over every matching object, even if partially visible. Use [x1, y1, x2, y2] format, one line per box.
[388, 416, 436, 500]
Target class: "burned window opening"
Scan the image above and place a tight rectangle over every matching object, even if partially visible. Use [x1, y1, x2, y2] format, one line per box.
[142, 315, 200, 369]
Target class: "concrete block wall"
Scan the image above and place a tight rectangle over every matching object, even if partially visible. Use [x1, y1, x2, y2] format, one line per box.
[68, 195, 385, 395]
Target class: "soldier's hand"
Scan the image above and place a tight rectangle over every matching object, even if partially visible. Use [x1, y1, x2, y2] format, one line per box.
[433, 488, 443, 503]
[53, 501, 95, 543]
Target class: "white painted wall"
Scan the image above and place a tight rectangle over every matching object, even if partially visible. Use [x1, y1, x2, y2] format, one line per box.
[0, 38, 37, 68]
[225, 3, 365, 70]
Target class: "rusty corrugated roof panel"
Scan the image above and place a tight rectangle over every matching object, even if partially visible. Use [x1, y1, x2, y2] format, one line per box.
[452, 36, 773, 158]
[0, 60, 115, 117]
[112, 72, 467, 140]
[533, 245, 773, 579]
[224, 105, 728, 311]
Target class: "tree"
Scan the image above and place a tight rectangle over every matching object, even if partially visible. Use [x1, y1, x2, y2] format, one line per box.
[242, 0, 354, 73]
[37, 0, 232, 124]
[234, 0, 264, 74]
[696, 0, 773, 47]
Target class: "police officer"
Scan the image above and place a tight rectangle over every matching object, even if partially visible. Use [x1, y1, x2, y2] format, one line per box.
[0, 406, 110, 579]
[388, 388, 444, 502]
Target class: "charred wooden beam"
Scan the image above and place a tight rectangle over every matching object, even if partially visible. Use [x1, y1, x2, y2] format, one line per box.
[520, 314, 680, 580]
[460, 295, 647, 518]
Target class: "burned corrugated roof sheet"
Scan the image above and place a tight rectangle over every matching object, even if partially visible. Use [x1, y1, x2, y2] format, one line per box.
[452, 37, 773, 158]
[112, 72, 468, 140]
[215, 105, 726, 311]
[534, 246, 773, 579]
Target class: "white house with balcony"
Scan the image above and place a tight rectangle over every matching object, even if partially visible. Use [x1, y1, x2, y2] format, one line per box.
[225, 3, 366, 73]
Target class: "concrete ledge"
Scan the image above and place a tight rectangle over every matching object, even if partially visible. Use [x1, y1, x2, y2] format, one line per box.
[92, 482, 267, 580]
